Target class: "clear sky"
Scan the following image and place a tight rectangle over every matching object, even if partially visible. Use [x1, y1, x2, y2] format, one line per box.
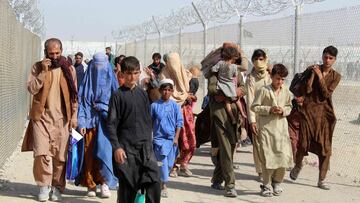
[38, 0, 360, 41]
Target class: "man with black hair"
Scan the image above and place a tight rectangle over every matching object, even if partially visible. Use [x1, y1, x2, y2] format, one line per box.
[105, 46, 115, 70]
[144, 53, 165, 102]
[108, 56, 161, 203]
[145, 53, 165, 87]
[290, 46, 341, 190]
[114, 55, 126, 86]
[74, 52, 85, 87]
[22, 38, 78, 202]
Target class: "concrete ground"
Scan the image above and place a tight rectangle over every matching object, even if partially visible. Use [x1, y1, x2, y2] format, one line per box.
[0, 142, 359, 203]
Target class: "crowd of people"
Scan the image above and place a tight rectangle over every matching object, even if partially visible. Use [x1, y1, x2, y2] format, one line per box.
[22, 38, 341, 202]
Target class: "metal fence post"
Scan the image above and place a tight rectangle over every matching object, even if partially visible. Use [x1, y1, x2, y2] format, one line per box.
[239, 15, 244, 48]
[152, 16, 162, 54]
[144, 35, 147, 65]
[192, 2, 208, 96]
[159, 32, 162, 54]
[124, 41, 127, 56]
[294, 4, 301, 75]
[179, 28, 182, 57]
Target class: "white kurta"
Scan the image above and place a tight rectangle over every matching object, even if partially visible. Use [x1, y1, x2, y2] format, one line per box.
[251, 85, 293, 169]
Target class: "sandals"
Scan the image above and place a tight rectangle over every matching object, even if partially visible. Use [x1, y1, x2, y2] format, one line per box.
[211, 182, 225, 190]
[272, 183, 283, 196]
[224, 188, 237, 198]
[290, 166, 302, 181]
[161, 189, 168, 198]
[318, 181, 330, 190]
[179, 167, 193, 177]
[260, 185, 272, 197]
[169, 168, 178, 178]
[233, 164, 240, 169]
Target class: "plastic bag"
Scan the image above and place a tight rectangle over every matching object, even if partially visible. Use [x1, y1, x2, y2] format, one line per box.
[134, 190, 145, 203]
[66, 129, 83, 180]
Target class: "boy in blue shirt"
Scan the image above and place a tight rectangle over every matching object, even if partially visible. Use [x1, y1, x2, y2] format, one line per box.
[151, 79, 183, 198]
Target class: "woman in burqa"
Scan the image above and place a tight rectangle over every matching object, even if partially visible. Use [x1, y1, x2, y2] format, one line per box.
[160, 52, 196, 177]
[76, 52, 119, 197]
[245, 49, 272, 180]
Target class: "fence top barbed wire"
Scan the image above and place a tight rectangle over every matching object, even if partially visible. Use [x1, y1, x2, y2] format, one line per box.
[112, 0, 324, 42]
[7, 0, 44, 37]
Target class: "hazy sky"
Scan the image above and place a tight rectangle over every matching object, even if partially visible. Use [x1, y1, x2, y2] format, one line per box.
[38, 0, 360, 41]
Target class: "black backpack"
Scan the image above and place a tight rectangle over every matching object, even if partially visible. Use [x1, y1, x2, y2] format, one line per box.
[290, 68, 313, 97]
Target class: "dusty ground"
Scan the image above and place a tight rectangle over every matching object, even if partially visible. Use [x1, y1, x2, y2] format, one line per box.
[0, 142, 359, 203]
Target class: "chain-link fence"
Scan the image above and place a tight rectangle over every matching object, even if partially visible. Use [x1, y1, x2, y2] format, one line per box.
[0, 0, 41, 168]
[119, 5, 360, 180]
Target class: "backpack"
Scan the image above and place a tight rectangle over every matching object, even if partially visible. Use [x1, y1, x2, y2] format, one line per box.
[289, 68, 313, 97]
[200, 47, 222, 79]
[201, 42, 242, 79]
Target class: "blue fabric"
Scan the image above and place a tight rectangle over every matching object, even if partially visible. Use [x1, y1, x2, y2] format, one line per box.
[151, 99, 183, 182]
[66, 136, 84, 180]
[78, 52, 119, 129]
[154, 145, 178, 182]
[75, 64, 85, 89]
[76, 52, 119, 188]
[201, 95, 209, 110]
[151, 99, 183, 143]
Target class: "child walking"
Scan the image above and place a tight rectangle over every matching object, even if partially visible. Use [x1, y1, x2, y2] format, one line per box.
[251, 64, 293, 197]
[107, 56, 161, 203]
[151, 79, 183, 198]
[211, 46, 245, 124]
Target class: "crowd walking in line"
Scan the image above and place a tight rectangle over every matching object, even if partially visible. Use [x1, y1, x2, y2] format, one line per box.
[22, 37, 341, 202]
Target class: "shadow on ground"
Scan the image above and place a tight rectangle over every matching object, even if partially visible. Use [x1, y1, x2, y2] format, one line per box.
[0, 180, 102, 203]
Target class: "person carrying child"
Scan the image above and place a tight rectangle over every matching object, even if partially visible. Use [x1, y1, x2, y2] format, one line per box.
[211, 46, 246, 124]
[151, 79, 184, 198]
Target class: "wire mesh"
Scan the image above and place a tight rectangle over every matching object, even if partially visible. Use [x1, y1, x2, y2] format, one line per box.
[0, 0, 41, 168]
[119, 5, 360, 180]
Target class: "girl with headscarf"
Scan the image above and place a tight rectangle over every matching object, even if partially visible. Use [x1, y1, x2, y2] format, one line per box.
[76, 52, 119, 198]
[245, 49, 272, 180]
[160, 52, 196, 177]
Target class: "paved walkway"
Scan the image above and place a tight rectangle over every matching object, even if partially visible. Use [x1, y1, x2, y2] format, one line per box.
[0, 143, 359, 203]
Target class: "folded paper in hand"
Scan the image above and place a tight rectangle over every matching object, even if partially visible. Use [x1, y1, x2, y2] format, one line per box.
[71, 128, 83, 142]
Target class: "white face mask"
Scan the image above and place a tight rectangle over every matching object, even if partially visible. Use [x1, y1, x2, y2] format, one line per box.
[253, 59, 268, 71]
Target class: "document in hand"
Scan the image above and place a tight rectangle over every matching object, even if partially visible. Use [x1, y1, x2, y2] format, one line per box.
[71, 128, 83, 142]
[66, 128, 84, 180]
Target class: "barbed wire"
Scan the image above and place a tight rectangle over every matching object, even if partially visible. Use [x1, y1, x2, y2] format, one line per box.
[8, 0, 44, 37]
[112, 0, 325, 41]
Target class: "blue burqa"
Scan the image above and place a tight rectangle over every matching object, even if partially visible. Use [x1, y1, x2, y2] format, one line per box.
[76, 52, 119, 188]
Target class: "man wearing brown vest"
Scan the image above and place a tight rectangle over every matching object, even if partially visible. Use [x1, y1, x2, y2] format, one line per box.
[22, 38, 78, 202]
